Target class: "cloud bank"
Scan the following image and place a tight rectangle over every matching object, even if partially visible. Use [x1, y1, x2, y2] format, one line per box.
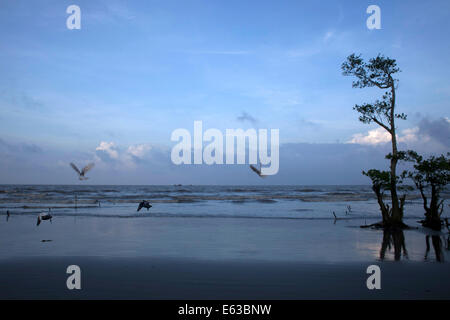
[348, 117, 450, 153]
[0, 116, 447, 185]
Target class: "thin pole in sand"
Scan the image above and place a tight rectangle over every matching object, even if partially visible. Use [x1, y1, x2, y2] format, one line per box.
[73, 192, 78, 224]
[332, 211, 340, 224]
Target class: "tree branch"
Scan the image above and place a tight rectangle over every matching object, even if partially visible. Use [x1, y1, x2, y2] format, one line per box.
[368, 79, 390, 89]
[372, 117, 392, 133]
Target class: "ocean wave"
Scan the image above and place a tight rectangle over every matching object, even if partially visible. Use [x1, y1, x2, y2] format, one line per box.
[325, 192, 357, 195]
[294, 188, 322, 192]
[0, 193, 430, 204]
[256, 199, 277, 203]
[0, 185, 445, 208]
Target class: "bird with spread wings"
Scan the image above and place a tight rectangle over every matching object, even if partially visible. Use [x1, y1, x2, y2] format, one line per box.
[70, 162, 95, 180]
[137, 200, 152, 212]
[249, 163, 266, 178]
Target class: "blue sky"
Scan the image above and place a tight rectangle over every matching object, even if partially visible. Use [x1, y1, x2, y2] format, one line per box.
[0, 0, 449, 184]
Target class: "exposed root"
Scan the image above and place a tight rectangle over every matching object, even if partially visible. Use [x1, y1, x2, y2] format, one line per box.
[419, 218, 444, 231]
[360, 221, 415, 230]
[360, 222, 384, 229]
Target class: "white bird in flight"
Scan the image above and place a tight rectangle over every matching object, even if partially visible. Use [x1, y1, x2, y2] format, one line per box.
[37, 209, 52, 226]
[70, 162, 95, 180]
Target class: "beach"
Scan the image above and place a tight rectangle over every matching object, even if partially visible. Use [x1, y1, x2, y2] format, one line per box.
[2, 255, 450, 299]
[0, 209, 449, 299]
[1, 0, 449, 304]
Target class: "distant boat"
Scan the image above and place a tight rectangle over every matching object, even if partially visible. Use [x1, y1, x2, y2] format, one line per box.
[70, 162, 95, 180]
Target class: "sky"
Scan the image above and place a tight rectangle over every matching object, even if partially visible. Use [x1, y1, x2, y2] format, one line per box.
[0, 0, 449, 184]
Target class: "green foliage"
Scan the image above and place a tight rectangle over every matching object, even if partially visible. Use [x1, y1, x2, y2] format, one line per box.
[341, 53, 400, 89]
[362, 169, 390, 190]
[342, 54, 405, 132]
[386, 151, 407, 161]
[401, 151, 449, 229]
[404, 151, 450, 192]
[363, 168, 409, 192]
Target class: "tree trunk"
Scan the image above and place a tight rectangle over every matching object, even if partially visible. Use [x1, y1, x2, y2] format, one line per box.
[430, 185, 437, 219]
[422, 185, 443, 231]
[389, 81, 402, 224]
[417, 183, 429, 215]
[373, 184, 389, 223]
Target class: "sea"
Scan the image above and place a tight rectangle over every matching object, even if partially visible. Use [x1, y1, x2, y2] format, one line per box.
[1, 185, 448, 221]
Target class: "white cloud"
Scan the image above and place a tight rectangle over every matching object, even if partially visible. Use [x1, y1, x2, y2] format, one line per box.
[348, 128, 391, 145]
[96, 141, 119, 159]
[127, 144, 152, 159]
[348, 118, 449, 153]
[348, 127, 425, 146]
[397, 127, 421, 143]
[94, 141, 158, 169]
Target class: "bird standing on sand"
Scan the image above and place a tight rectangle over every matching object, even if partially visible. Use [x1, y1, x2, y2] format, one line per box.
[6, 210, 10, 221]
[70, 162, 95, 180]
[137, 200, 152, 212]
[249, 163, 266, 178]
[37, 208, 53, 226]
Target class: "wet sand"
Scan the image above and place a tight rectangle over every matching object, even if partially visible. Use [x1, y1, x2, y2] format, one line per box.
[0, 216, 449, 299]
[1, 257, 449, 299]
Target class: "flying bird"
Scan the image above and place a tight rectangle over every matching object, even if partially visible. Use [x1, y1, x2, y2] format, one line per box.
[37, 209, 53, 226]
[137, 200, 152, 212]
[70, 162, 95, 180]
[249, 164, 266, 178]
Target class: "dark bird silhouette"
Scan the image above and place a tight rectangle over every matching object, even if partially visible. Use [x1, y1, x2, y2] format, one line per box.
[70, 162, 95, 180]
[249, 163, 266, 178]
[6, 210, 10, 221]
[37, 209, 53, 226]
[137, 200, 152, 212]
